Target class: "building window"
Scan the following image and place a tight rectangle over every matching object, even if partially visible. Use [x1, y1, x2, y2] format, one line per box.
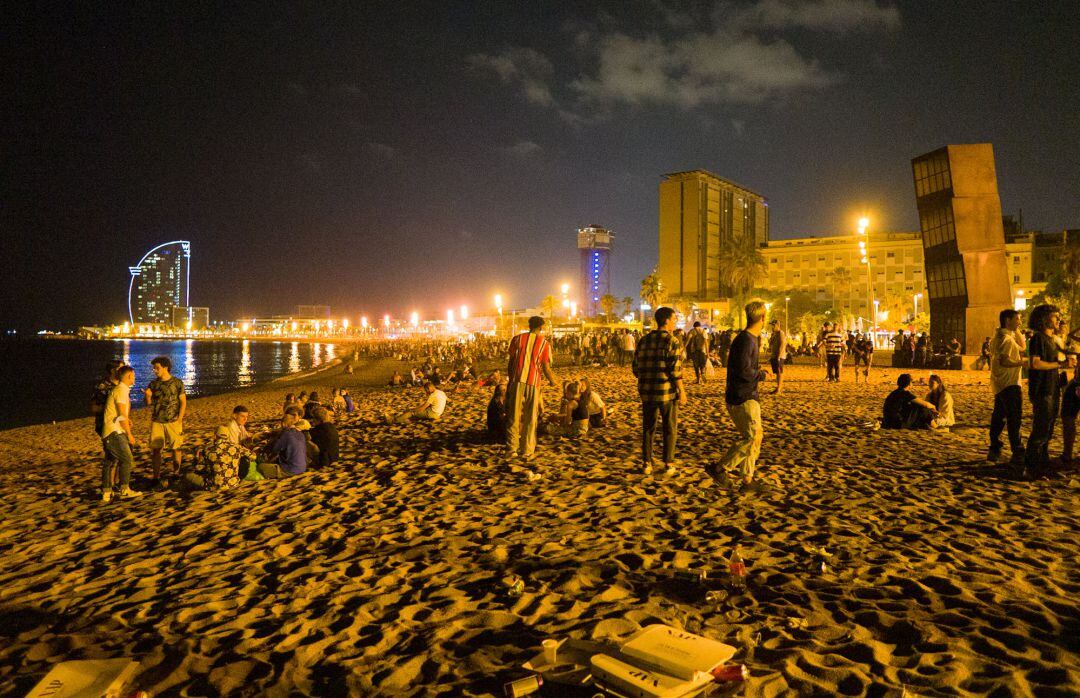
[913, 150, 953, 197]
[1014, 275, 1020, 283]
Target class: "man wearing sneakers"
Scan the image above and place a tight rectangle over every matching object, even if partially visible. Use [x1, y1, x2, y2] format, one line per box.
[506, 316, 558, 478]
[145, 356, 186, 490]
[100, 365, 142, 502]
[988, 309, 1026, 467]
[632, 306, 686, 476]
[710, 300, 769, 487]
[823, 322, 845, 382]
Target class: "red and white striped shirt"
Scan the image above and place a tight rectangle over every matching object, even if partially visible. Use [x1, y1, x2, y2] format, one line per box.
[507, 332, 552, 386]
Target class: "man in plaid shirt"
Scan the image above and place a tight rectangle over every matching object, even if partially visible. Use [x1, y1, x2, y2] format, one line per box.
[632, 306, 686, 475]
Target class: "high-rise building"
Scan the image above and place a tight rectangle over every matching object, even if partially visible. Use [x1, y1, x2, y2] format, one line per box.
[658, 170, 768, 305]
[128, 241, 190, 324]
[171, 306, 210, 330]
[911, 144, 1011, 352]
[577, 225, 614, 317]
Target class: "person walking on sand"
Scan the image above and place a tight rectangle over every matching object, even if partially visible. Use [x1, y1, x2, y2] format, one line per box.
[145, 356, 186, 490]
[90, 359, 123, 485]
[1023, 304, 1067, 480]
[708, 301, 769, 488]
[988, 309, 1026, 466]
[686, 321, 709, 384]
[632, 306, 686, 476]
[767, 318, 787, 394]
[505, 316, 558, 478]
[101, 365, 143, 502]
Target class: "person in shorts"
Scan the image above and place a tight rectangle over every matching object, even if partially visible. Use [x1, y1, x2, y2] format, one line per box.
[767, 319, 787, 394]
[145, 355, 187, 489]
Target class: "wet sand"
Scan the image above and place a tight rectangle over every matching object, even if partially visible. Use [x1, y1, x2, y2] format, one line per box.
[0, 359, 1077, 696]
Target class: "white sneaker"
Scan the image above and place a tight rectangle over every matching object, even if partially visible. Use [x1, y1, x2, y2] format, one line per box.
[525, 469, 542, 482]
[118, 487, 142, 499]
[101, 489, 112, 503]
[664, 463, 677, 476]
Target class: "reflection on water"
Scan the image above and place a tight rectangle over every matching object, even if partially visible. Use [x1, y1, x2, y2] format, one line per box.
[122, 339, 131, 367]
[238, 340, 253, 386]
[289, 342, 300, 373]
[184, 339, 197, 386]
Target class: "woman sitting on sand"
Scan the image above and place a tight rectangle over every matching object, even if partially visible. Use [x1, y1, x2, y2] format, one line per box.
[332, 388, 347, 413]
[578, 377, 608, 428]
[486, 384, 507, 441]
[543, 381, 589, 438]
[282, 393, 298, 413]
[906, 374, 954, 430]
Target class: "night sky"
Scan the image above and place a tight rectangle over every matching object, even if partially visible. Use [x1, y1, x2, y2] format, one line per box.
[4, 1, 1078, 331]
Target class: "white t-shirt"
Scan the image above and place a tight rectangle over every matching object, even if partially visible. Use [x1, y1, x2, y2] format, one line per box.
[423, 389, 447, 417]
[586, 391, 605, 416]
[990, 328, 1023, 394]
[101, 384, 131, 439]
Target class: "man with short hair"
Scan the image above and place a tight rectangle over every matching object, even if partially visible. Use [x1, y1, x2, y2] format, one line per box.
[988, 309, 1026, 465]
[145, 356, 186, 489]
[767, 319, 787, 394]
[1023, 304, 1067, 479]
[633, 307, 686, 476]
[221, 405, 254, 448]
[686, 321, 709, 384]
[823, 323, 845, 382]
[261, 406, 307, 478]
[882, 374, 918, 429]
[388, 381, 447, 423]
[709, 301, 769, 486]
[100, 366, 142, 502]
[310, 407, 339, 468]
[90, 359, 123, 484]
[505, 316, 558, 472]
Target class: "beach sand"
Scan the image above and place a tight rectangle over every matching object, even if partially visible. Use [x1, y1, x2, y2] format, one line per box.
[0, 359, 1077, 696]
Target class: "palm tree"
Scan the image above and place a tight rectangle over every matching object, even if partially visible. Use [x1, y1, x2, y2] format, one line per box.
[640, 267, 667, 310]
[600, 294, 616, 321]
[718, 233, 767, 301]
[621, 296, 635, 318]
[540, 294, 557, 319]
[830, 266, 853, 313]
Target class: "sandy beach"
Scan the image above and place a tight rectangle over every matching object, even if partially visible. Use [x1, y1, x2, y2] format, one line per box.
[0, 358, 1077, 696]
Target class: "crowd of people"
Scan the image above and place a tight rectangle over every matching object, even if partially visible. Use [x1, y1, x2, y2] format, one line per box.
[90, 302, 1079, 502]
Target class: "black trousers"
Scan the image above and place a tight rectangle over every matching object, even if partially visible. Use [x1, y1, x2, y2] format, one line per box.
[989, 385, 1023, 456]
[642, 400, 677, 465]
[1024, 388, 1060, 474]
[826, 355, 841, 381]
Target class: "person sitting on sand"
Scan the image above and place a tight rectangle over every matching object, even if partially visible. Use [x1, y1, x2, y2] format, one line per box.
[486, 384, 508, 441]
[342, 388, 355, 413]
[180, 430, 251, 492]
[309, 407, 339, 469]
[332, 388, 347, 413]
[220, 405, 254, 448]
[578, 377, 608, 428]
[906, 374, 955, 430]
[389, 371, 405, 387]
[303, 392, 323, 421]
[283, 393, 299, 413]
[387, 381, 446, 424]
[544, 381, 589, 437]
[478, 369, 503, 388]
[881, 374, 939, 429]
[260, 407, 309, 478]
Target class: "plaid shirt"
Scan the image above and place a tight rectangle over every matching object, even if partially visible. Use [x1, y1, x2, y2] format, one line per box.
[632, 330, 683, 403]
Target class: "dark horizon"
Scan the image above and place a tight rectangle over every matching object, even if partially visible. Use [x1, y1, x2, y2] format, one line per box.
[3, 2, 1079, 331]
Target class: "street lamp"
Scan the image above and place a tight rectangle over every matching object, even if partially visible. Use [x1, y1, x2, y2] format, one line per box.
[494, 294, 503, 315]
[914, 292, 922, 321]
[858, 217, 873, 334]
[784, 296, 790, 330]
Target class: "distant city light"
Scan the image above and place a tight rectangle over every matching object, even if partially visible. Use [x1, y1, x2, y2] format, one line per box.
[460, 305, 468, 320]
[410, 311, 419, 327]
[342, 318, 349, 330]
[561, 283, 569, 295]
[447, 309, 455, 324]
[384, 314, 391, 328]
[360, 316, 368, 329]
[241, 322, 250, 332]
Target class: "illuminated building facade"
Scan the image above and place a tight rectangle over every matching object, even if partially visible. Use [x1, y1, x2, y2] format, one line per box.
[129, 241, 190, 324]
[577, 225, 613, 317]
[658, 170, 768, 304]
[911, 144, 1011, 352]
[171, 306, 210, 330]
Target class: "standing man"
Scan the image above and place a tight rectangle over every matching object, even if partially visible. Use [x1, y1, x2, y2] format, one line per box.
[823, 322, 845, 382]
[686, 321, 709, 384]
[1023, 304, 1066, 480]
[767, 318, 787, 394]
[90, 359, 123, 486]
[100, 365, 142, 502]
[145, 356, 187, 490]
[988, 309, 1026, 467]
[710, 301, 769, 487]
[632, 307, 686, 476]
[506, 316, 558, 476]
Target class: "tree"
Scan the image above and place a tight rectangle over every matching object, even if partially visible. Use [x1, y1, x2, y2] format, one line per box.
[540, 294, 557, 319]
[718, 234, 767, 301]
[621, 296, 635, 318]
[640, 267, 667, 310]
[878, 292, 910, 330]
[830, 266, 853, 313]
[599, 294, 616, 321]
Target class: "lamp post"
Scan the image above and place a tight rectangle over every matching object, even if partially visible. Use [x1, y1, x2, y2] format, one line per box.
[858, 217, 873, 334]
[784, 296, 790, 331]
[913, 292, 922, 321]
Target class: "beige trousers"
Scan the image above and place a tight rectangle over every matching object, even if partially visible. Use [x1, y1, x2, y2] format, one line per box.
[506, 382, 541, 457]
[721, 400, 763, 481]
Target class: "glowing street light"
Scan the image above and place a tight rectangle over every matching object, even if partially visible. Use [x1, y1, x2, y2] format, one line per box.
[914, 292, 922, 319]
[570, 301, 577, 318]
[383, 314, 390, 328]
[241, 322, 250, 333]
[857, 216, 874, 333]
[460, 304, 468, 320]
[560, 283, 569, 295]
[410, 311, 419, 327]
[784, 296, 790, 330]
[447, 309, 455, 325]
[342, 318, 349, 330]
[360, 316, 368, 329]
[494, 293, 503, 315]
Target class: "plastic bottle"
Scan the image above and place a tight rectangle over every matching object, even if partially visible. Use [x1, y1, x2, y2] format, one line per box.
[728, 547, 747, 591]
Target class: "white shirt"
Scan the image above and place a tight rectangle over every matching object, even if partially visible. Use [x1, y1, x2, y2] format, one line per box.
[224, 419, 250, 445]
[990, 328, 1023, 394]
[586, 391, 605, 416]
[931, 392, 955, 428]
[101, 384, 131, 439]
[423, 389, 447, 417]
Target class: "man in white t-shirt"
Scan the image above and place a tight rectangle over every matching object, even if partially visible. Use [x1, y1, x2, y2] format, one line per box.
[100, 365, 143, 502]
[388, 381, 447, 423]
[988, 308, 1026, 465]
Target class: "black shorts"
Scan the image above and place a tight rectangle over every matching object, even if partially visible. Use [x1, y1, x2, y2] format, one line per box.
[855, 355, 872, 366]
[1063, 381, 1080, 419]
[770, 358, 783, 375]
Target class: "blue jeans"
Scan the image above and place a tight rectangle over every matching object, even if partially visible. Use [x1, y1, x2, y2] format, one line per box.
[1024, 388, 1060, 475]
[102, 432, 133, 490]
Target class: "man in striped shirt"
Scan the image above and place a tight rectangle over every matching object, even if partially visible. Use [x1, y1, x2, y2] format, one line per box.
[506, 316, 559, 470]
[632, 306, 686, 475]
[823, 322, 846, 382]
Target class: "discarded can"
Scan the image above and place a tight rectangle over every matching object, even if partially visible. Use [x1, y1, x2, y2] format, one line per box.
[505, 576, 525, 597]
[711, 664, 749, 683]
[504, 674, 543, 697]
[728, 548, 747, 591]
[673, 568, 707, 583]
[704, 590, 727, 607]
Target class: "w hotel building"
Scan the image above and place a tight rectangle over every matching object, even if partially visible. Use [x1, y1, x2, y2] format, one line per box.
[658, 170, 768, 305]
